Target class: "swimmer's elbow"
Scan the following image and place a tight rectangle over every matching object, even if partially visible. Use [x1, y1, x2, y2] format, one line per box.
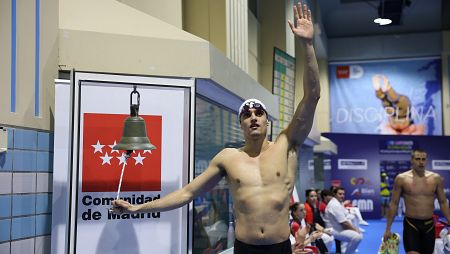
[180, 188, 195, 204]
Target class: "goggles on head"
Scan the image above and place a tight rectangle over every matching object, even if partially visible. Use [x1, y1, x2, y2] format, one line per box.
[238, 99, 267, 120]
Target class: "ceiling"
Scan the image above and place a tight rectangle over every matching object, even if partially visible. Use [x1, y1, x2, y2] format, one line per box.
[317, 0, 449, 38]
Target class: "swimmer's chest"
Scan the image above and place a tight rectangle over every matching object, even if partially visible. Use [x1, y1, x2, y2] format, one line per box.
[224, 151, 288, 186]
[403, 175, 437, 196]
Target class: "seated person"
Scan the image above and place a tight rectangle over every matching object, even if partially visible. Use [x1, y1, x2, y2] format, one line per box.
[304, 189, 329, 253]
[204, 202, 228, 248]
[319, 189, 337, 251]
[290, 202, 328, 254]
[343, 200, 369, 227]
[319, 189, 331, 215]
[330, 185, 368, 229]
[325, 187, 362, 254]
[304, 189, 326, 228]
[193, 208, 224, 254]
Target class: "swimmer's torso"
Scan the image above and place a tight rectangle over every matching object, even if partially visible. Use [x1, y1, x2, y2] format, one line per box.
[219, 140, 296, 245]
[400, 170, 439, 219]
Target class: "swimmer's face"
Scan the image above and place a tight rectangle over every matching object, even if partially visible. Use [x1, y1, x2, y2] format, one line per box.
[411, 151, 427, 171]
[240, 108, 268, 138]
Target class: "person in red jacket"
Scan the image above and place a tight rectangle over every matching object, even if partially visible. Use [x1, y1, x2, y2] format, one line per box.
[305, 189, 326, 227]
[304, 189, 328, 253]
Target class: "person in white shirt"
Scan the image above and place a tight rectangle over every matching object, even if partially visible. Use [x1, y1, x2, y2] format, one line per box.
[325, 187, 362, 254]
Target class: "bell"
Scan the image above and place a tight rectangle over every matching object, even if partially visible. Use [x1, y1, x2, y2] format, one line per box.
[113, 86, 156, 153]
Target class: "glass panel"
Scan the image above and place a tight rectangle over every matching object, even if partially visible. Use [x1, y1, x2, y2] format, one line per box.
[297, 144, 315, 200]
[193, 97, 243, 254]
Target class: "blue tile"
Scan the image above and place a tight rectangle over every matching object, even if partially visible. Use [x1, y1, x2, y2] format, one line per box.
[36, 152, 53, 172]
[36, 215, 51, 235]
[36, 194, 52, 214]
[37, 132, 53, 151]
[0, 150, 13, 172]
[12, 150, 36, 171]
[0, 195, 12, 217]
[11, 216, 35, 240]
[0, 219, 11, 241]
[7, 128, 14, 149]
[13, 129, 37, 150]
[12, 194, 36, 216]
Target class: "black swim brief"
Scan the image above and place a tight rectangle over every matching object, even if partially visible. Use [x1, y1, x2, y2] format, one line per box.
[234, 238, 292, 254]
[403, 216, 435, 254]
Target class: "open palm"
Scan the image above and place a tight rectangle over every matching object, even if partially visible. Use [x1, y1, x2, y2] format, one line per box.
[288, 2, 314, 41]
[292, 224, 309, 253]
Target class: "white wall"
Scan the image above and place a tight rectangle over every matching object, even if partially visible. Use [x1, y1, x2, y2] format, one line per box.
[116, 0, 183, 29]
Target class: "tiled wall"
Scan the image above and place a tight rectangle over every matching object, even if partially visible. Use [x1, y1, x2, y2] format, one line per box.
[0, 128, 53, 254]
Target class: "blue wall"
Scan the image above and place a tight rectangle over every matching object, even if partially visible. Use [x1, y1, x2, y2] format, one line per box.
[323, 133, 450, 219]
[0, 127, 53, 254]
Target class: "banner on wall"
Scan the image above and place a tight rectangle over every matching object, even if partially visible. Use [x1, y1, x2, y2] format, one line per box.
[329, 57, 442, 135]
[52, 72, 195, 254]
[323, 133, 450, 219]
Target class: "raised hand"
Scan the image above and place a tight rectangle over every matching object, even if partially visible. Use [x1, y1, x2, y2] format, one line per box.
[308, 230, 323, 242]
[292, 224, 310, 253]
[288, 1, 314, 42]
[372, 74, 383, 91]
[373, 74, 392, 92]
[314, 223, 324, 232]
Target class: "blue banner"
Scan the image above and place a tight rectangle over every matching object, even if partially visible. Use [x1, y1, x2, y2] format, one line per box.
[329, 58, 442, 135]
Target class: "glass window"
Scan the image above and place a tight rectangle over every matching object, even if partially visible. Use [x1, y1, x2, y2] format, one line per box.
[193, 97, 243, 254]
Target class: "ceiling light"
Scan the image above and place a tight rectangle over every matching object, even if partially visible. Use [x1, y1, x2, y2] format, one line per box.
[373, 18, 383, 24]
[376, 18, 392, 25]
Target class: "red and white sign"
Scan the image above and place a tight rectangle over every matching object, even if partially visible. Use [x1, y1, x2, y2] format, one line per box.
[82, 113, 162, 192]
[336, 65, 350, 79]
[52, 73, 194, 254]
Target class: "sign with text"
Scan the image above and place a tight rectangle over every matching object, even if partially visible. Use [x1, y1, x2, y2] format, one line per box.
[52, 73, 194, 254]
[379, 140, 417, 154]
[338, 159, 368, 170]
[329, 57, 442, 135]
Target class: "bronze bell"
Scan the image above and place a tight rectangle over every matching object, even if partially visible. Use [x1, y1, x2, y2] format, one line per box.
[113, 86, 156, 153]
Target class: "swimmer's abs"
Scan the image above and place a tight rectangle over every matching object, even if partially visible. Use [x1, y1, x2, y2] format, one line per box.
[233, 185, 290, 213]
[234, 219, 290, 245]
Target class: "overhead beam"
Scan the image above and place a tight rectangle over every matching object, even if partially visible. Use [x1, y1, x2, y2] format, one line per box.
[443, 0, 450, 30]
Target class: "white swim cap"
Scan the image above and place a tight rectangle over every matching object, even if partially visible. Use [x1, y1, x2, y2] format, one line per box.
[238, 99, 267, 118]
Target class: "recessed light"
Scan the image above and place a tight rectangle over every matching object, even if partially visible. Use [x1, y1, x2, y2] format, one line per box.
[374, 18, 392, 25]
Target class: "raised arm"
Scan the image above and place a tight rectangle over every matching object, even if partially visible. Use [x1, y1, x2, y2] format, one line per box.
[285, 2, 320, 148]
[112, 151, 226, 213]
[436, 175, 450, 223]
[383, 175, 403, 241]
